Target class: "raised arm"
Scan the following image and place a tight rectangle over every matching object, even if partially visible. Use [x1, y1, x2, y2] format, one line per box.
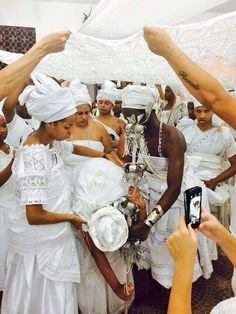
[0, 31, 70, 100]
[143, 26, 236, 128]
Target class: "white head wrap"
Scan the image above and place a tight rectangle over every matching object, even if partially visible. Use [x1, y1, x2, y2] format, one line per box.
[101, 80, 117, 90]
[122, 85, 158, 109]
[88, 206, 128, 252]
[69, 79, 92, 106]
[96, 89, 116, 105]
[113, 88, 122, 101]
[18, 72, 77, 123]
[194, 101, 203, 109]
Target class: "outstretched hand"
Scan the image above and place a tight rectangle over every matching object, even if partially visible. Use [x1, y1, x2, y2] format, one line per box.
[143, 26, 174, 58]
[36, 31, 71, 55]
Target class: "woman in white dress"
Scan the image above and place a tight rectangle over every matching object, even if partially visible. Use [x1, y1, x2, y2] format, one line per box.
[0, 113, 15, 299]
[122, 85, 216, 289]
[63, 81, 133, 314]
[1, 74, 118, 314]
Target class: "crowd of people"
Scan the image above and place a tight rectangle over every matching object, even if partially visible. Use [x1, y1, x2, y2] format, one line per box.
[0, 26, 235, 314]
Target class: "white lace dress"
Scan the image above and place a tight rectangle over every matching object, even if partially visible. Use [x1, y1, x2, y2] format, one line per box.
[0, 148, 15, 291]
[63, 139, 132, 314]
[139, 156, 217, 289]
[1, 142, 80, 314]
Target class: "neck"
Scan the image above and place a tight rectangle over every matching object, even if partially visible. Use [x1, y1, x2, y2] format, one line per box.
[143, 111, 160, 135]
[197, 122, 213, 132]
[98, 113, 112, 119]
[35, 127, 54, 145]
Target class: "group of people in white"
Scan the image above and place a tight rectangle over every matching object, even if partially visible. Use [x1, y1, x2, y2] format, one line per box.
[0, 26, 236, 314]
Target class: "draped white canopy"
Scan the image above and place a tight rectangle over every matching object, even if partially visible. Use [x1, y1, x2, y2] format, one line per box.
[0, 1, 235, 90]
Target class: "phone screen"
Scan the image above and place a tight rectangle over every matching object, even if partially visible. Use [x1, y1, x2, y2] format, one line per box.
[184, 186, 202, 228]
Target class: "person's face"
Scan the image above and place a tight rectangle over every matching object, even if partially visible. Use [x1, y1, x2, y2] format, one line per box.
[195, 106, 213, 125]
[187, 102, 196, 120]
[0, 115, 8, 141]
[97, 99, 113, 115]
[164, 86, 175, 102]
[113, 101, 122, 115]
[46, 113, 77, 140]
[76, 104, 91, 127]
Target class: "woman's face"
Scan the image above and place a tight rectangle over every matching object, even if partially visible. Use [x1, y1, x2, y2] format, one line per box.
[76, 104, 91, 127]
[46, 113, 78, 140]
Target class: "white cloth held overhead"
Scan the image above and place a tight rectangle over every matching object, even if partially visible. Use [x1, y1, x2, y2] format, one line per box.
[88, 206, 128, 252]
[19, 72, 77, 123]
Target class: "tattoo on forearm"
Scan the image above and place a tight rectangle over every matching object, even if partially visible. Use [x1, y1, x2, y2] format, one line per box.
[179, 71, 200, 90]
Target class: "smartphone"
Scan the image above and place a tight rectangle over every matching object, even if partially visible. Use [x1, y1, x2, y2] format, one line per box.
[184, 186, 202, 229]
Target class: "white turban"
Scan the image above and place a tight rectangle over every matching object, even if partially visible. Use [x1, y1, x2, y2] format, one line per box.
[18, 72, 77, 123]
[69, 79, 92, 106]
[122, 85, 158, 109]
[101, 80, 117, 90]
[88, 206, 128, 252]
[113, 88, 122, 101]
[194, 101, 203, 109]
[96, 89, 116, 105]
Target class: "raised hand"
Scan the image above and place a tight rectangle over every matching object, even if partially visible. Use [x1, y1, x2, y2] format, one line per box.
[35, 31, 71, 55]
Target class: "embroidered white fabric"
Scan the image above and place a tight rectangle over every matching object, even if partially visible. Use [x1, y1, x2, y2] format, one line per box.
[0, 12, 235, 88]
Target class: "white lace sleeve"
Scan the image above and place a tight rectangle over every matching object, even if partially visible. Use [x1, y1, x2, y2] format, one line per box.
[14, 146, 49, 205]
[53, 140, 74, 156]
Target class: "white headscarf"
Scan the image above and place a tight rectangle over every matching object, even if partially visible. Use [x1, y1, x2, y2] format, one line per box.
[18, 72, 77, 123]
[88, 206, 128, 252]
[101, 80, 117, 90]
[113, 88, 122, 101]
[96, 89, 116, 105]
[69, 79, 92, 106]
[122, 85, 158, 109]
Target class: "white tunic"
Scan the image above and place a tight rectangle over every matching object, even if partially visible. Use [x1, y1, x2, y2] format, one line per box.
[180, 124, 236, 206]
[156, 100, 188, 126]
[2, 141, 80, 314]
[139, 156, 217, 289]
[0, 149, 15, 291]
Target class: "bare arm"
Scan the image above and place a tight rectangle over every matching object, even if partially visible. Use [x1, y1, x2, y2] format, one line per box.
[2, 81, 29, 123]
[0, 31, 70, 100]
[158, 127, 185, 213]
[81, 231, 133, 301]
[143, 26, 236, 129]
[167, 217, 197, 314]
[0, 158, 14, 186]
[26, 204, 84, 229]
[204, 154, 236, 188]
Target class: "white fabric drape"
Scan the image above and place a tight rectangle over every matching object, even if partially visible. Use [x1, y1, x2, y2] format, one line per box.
[79, 0, 230, 39]
[0, 12, 235, 87]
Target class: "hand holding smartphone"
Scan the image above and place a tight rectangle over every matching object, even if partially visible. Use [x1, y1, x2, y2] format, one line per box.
[184, 186, 202, 229]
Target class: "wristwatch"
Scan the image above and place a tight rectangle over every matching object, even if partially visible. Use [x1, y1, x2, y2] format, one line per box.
[144, 205, 164, 228]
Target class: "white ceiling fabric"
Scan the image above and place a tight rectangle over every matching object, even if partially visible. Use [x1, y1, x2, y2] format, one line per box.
[0, 10, 235, 90]
[78, 0, 231, 39]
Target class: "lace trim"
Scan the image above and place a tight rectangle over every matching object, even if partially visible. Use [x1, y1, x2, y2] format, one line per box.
[20, 175, 47, 205]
